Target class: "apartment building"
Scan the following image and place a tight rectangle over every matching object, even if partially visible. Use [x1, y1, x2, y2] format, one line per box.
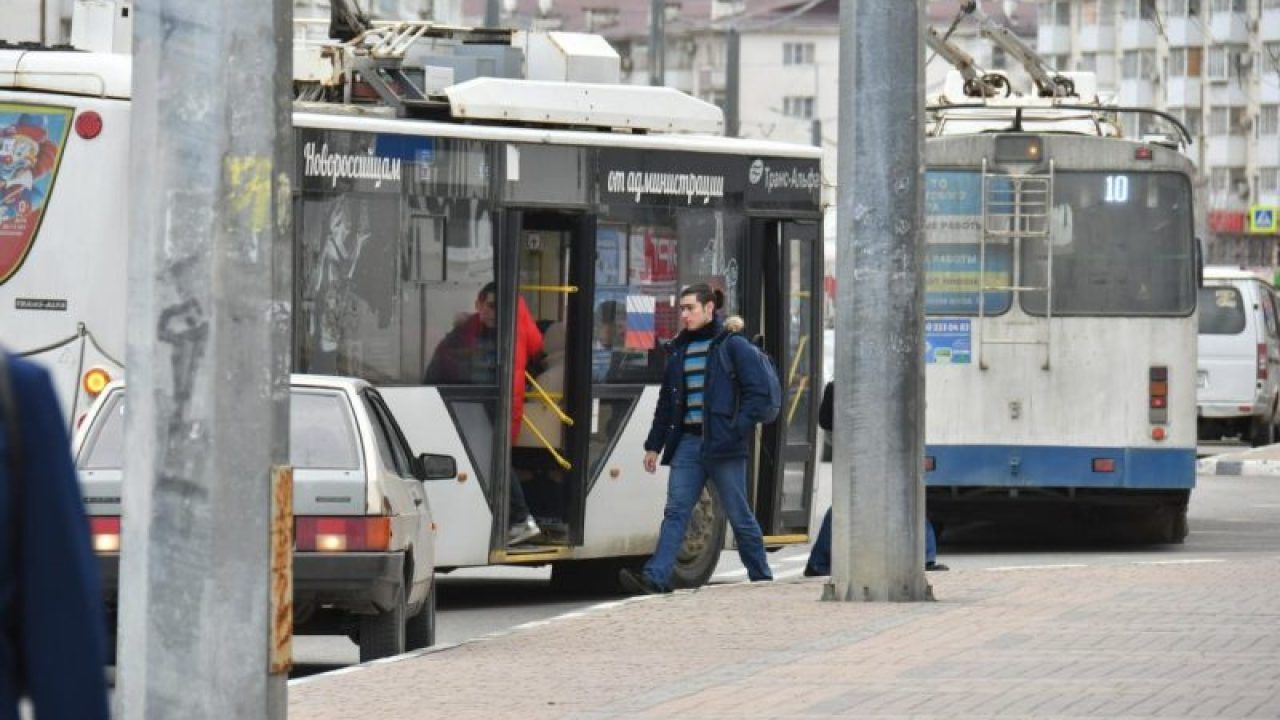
[1038, 0, 1280, 266]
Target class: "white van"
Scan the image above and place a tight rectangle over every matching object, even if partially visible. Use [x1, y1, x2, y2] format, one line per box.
[1197, 267, 1280, 446]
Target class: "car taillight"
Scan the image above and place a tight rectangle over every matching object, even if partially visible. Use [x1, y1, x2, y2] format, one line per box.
[1259, 344, 1268, 381]
[90, 516, 121, 553]
[1149, 366, 1168, 427]
[295, 517, 391, 552]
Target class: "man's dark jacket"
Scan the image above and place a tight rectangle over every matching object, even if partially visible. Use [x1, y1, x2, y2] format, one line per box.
[643, 320, 777, 465]
[0, 354, 109, 720]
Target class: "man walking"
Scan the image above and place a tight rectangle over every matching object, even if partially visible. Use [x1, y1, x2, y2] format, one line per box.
[1, 350, 110, 719]
[620, 283, 776, 594]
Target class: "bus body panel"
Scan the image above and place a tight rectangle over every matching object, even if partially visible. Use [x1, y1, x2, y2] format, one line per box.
[0, 91, 131, 418]
[580, 387, 667, 559]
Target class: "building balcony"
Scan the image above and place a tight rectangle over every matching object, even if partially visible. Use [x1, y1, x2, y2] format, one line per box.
[1165, 17, 1204, 47]
[1208, 12, 1249, 45]
[1077, 24, 1115, 53]
[1262, 82, 1280, 104]
[1207, 83, 1249, 108]
[1257, 138, 1280, 170]
[1263, 10, 1280, 42]
[1118, 79, 1159, 108]
[1037, 25, 1073, 55]
[1206, 135, 1248, 167]
[1165, 77, 1201, 108]
[1119, 19, 1158, 49]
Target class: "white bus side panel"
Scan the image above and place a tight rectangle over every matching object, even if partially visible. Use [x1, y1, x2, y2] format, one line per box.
[0, 92, 131, 418]
[379, 386, 493, 568]
[580, 387, 666, 559]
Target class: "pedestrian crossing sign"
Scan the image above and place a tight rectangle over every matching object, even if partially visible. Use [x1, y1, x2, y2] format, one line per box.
[1250, 205, 1278, 234]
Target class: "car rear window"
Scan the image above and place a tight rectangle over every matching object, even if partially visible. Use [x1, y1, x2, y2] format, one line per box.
[1198, 286, 1246, 335]
[78, 389, 362, 471]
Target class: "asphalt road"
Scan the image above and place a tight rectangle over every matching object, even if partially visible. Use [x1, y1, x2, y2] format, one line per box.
[290, 463, 1280, 679]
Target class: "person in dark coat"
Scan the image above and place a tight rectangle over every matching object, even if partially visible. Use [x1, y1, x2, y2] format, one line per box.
[805, 380, 947, 576]
[619, 284, 776, 594]
[0, 351, 110, 719]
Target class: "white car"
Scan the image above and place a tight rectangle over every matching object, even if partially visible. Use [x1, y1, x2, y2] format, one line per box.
[1198, 267, 1280, 446]
[74, 375, 455, 661]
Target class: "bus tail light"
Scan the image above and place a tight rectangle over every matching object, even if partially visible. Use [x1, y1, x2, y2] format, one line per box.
[90, 516, 121, 553]
[1092, 458, 1116, 473]
[1258, 344, 1268, 381]
[295, 517, 391, 552]
[1149, 366, 1169, 425]
[924, 456, 936, 472]
[75, 110, 103, 139]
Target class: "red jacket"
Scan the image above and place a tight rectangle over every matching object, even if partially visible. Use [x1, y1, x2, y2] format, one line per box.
[511, 297, 544, 442]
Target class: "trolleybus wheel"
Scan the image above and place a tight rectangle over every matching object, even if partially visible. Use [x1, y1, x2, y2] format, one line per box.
[405, 581, 436, 650]
[670, 486, 727, 589]
[359, 583, 407, 662]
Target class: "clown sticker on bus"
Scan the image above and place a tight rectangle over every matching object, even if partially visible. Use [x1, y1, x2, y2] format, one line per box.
[0, 104, 73, 285]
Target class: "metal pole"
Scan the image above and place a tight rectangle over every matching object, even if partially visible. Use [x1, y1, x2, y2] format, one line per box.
[725, 27, 740, 137]
[649, 0, 665, 86]
[826, 0, 928, 602]
[485, 0, 500, 28]
[119, 0, 293, 714]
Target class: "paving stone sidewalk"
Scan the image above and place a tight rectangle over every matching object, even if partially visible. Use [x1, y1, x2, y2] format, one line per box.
[289, 557, 1280, 719]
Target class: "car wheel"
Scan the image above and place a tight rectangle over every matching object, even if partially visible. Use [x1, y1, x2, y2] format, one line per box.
[1251, 416, 1276, 447]
[669, 486, 726, 589]
[405, 581, 435, 651]
[359, 582, 407, 662]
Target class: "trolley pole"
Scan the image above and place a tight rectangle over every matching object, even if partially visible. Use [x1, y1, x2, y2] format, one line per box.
[827, 0, 929, 602]
[725, 27, 740, 137]
[119, 0, 294, 715]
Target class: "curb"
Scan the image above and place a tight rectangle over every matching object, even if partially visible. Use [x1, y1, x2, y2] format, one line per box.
[1196, 456, 1280, 476]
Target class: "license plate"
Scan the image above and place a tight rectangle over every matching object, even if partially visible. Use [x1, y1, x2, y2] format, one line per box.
[1197, 371, 1208, 389]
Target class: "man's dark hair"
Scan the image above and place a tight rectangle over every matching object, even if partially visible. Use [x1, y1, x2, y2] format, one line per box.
[477, 281, 497, 301]
[679, 282, 724, 311]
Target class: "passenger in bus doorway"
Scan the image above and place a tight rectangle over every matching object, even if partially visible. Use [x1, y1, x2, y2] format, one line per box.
[423, 282, 546, 545]
[804, 381, 948, 577]
[619, 284, 775, 594]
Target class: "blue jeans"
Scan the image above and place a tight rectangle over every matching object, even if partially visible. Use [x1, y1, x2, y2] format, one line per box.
[643, 435, 773, 590]
[806, 507, 938, 575]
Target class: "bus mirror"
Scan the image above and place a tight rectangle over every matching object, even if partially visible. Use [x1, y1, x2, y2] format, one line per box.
[416, 453, 457, 481]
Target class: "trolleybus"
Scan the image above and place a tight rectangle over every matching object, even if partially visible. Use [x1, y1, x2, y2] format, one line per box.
[922, 66, 1199, 543]
[1, 16, 825, 587]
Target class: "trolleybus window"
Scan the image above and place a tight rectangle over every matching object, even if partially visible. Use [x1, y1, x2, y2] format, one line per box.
[923, 170, 1013, 316]
[1021, 172, 1195, 316]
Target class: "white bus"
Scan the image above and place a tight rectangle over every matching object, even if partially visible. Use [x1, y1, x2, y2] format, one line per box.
[921, 70, 1199, 543]
[1, 17, 825, 589]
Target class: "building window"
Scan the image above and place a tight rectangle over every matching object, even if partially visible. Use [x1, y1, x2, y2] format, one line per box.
[783, 42, 815, 66]
[1051, 0, 1071, 24]
[1207, 46, 1245, 80]
[1082, 0, 1099, 23]
[1211, 168, 1229, 192]
[1209, 106, 1245, 135]
[1182, 108, 1203, 138]
[1168, 0, 1187, 14]
[1262, 105, 1280, 136]
[1078, 52, 1098, 72]
[1265, 0, 1280, 9]
[1187, 46, 1203, 77]
[1169, 48, 1185, 77]
[783, 96, 815, 119]
[1122, 49, 1156, 79]
[1210, 0, 1245, 11]
[1123, 0, 1157, 18]
[1262, 168, 1279, 194]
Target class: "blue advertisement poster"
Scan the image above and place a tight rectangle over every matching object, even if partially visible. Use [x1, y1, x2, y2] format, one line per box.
[925, 319, 972, 365]
[924, 244, 1012, 314]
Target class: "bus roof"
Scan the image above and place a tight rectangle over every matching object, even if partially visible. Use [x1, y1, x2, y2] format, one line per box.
[0, 47, 131, 99]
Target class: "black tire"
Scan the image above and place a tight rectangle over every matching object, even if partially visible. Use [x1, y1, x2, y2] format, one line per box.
[405, 581, 435, 651]
[1250, 416, 1275, 447]
[359, 583, 406, 662]
[1166, 505, 1189, 544]
[669, 486, 726, 589]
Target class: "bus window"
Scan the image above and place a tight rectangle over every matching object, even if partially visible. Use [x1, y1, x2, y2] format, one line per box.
[1021, 172, 1195, 317]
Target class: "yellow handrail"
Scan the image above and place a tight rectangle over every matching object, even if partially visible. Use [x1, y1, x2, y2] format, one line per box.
[521, 415, 572, 470]
[787, 334, 809, 387]
[786, 375, 810, 426]
[525, 391, 564, 401]
[519, 284, 579, 294]
[524, 372, 574, 427]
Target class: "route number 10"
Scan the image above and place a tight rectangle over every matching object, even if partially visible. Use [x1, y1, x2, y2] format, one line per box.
[1104, 175, 1130, 204]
